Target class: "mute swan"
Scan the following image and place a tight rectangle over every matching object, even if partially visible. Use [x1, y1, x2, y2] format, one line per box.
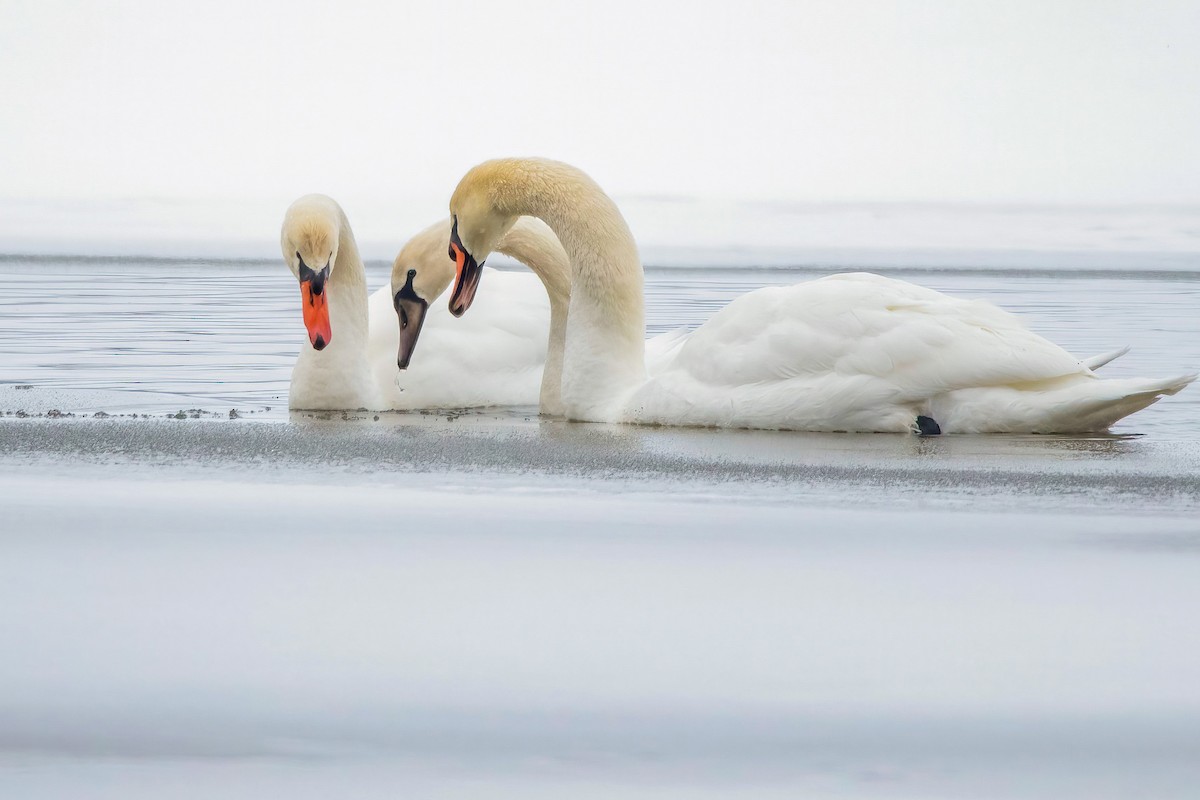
[281, 194, 561, 410]
[395, 211, 692, 416]
[445, 158, 1196, 433]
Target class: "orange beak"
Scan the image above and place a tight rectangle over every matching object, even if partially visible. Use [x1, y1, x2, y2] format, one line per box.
[447, 217, 483, 317]
[300, 272, 332, 350]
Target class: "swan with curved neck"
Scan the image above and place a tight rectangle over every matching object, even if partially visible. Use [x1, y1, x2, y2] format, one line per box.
[449, 160, 647, 421]
[281, 194, 568, 411]
[282, 195, 372, 409]
[394, 215, 572, 415]
[446, 158, 1196, 433]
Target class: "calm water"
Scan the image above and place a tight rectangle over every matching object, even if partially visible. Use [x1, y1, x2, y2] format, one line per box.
[0, 255, 1198, 434]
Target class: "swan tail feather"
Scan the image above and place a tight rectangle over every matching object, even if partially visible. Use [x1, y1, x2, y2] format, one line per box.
[1065, 373, 1197, 431]
[1081, 346, 1132, 371]
[934, 373, 1197, 433]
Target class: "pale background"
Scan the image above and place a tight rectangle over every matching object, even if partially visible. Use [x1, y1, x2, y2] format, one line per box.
[2, 0, 1198, 257]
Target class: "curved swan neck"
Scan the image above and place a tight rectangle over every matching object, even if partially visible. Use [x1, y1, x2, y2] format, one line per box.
[493, 216, 571, 414]
[466, 159, 646, 416]
[330, 203, 366, 276]
[481, 160, 642, 302]
[316, 204, 369, 350]
[291, 204, 373, 408]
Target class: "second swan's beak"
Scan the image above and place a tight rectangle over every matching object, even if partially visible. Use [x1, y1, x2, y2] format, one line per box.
[299, 262, 332, 350]
[395, 293, 429, 370]
[447, 217, 482, 317]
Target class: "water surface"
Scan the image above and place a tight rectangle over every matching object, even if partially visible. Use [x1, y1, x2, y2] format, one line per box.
[1, 255, 1198, 432]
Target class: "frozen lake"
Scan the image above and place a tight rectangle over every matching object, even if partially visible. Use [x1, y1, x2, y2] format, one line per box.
[1, 251, 1200, 798]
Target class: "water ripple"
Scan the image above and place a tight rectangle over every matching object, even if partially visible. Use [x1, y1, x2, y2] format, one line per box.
[1, 258, 1197, 433]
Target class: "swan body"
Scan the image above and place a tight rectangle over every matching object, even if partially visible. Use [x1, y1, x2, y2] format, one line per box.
[447, 159, 1195, 433]
[392, 215, 572, 415]
[282, 196, 558, 411]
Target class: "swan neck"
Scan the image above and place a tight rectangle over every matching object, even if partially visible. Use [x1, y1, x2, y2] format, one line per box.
[493, 217, 571, 413]
[328, 207, 369, 344]
[291, 209, 372, 408]
[489, 161, 646, 417]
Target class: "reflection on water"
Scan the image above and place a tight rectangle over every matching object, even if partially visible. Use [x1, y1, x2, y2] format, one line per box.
[0, 256, 1198, 435]
[1006, 433, 1145, 457]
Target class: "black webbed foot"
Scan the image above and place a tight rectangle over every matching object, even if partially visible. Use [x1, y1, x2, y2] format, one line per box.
[915, 415, 942, 436]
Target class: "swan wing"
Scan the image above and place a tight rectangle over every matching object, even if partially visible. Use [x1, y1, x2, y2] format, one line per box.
[645, 327, 691, 376]
[629, 273, 1104, 431]
[670, 273, 1084, 388]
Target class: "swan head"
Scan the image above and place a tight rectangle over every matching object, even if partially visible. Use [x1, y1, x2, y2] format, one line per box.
[447, 165, 520, 316]
[389, 220, 458, 370]
[281, 195, 343, 351]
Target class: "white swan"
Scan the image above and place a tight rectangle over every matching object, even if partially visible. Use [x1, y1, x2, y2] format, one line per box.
[399, 212, 692, 416]
[445, 158, 1196, 433]
[281, 194, 562, 410]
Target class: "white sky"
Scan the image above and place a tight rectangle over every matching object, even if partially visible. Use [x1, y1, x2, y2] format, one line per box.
[2, 0, 1199, 217]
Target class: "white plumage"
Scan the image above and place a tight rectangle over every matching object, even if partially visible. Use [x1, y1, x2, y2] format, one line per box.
[628, 273, 1192, 432]
[447, 159, 1195, 433]
[362, 267, 549, 410]
[281, 196, 550, 411]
